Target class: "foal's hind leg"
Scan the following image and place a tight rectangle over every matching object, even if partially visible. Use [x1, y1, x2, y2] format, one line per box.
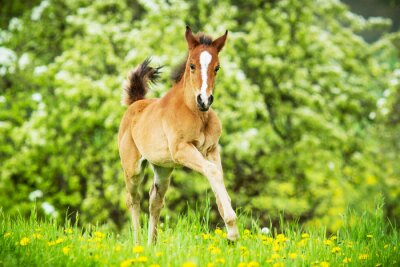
[119, 134, 146, 244]
[148, 164, 173, 245]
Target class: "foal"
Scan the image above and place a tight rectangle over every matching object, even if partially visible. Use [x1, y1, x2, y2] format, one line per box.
[118, 26, 239, 244]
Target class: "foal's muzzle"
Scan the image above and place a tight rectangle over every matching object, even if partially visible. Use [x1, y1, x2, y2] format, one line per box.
[197, 94, 213, 112]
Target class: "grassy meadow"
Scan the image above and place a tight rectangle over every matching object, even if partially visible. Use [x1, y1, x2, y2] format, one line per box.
[0, 206, 399, 267]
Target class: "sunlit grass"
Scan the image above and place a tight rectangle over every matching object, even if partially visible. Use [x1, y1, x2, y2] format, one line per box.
[0, 206, 399, 267]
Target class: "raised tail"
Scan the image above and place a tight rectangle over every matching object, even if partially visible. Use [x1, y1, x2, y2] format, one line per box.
[121, 58, 162, 106]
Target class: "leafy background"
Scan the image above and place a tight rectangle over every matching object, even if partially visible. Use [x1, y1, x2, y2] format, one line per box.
[1, 0, 399, 232]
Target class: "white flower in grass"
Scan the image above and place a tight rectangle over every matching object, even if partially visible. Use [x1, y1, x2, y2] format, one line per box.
[261, 227, 270, 235]
[29, 190, 43, 201]
[42, 202, 57, 217]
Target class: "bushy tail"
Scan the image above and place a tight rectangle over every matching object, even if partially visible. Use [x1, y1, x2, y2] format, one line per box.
[121, 58, 162, 106]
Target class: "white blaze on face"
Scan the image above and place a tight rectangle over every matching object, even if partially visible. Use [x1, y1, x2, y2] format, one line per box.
[199, 51, 212, 104]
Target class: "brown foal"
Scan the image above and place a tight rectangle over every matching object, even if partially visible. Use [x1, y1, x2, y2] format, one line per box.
[118, 26, 239, 245]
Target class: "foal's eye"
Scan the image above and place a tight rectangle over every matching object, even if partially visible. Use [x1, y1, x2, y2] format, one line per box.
[190, 64, 195, 71]
[214, 65, 220, 73]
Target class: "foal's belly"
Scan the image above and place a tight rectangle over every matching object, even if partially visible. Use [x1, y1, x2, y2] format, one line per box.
[131, 108, 176, 168]
[134, 126, 175, 167]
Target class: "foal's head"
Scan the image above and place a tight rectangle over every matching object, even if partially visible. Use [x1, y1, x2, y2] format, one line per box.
[184, 26, 228, 112]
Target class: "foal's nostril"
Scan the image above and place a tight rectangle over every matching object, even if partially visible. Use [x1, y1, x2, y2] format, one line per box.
[197, 95, 203, 106]
[208, 95, 214, 105]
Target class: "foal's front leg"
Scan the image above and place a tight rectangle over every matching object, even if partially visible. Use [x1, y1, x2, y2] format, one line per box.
[172, 143, 239, 241]
[148, 164, 173, 245]
[206, 146, 240, 241]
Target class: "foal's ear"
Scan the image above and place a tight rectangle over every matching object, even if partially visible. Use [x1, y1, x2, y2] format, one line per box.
[185, 26, 199, 50]
[212, 30, 228, 53]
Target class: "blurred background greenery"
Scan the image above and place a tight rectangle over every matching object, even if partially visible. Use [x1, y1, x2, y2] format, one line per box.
[1, 0, 399, 232]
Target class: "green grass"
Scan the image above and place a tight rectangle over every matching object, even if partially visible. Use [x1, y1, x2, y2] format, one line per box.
[0, 206, 398, 267]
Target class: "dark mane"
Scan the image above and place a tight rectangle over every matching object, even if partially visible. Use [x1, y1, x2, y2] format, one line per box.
[170, 33, 213, 83]
[198, 33, 212, 45]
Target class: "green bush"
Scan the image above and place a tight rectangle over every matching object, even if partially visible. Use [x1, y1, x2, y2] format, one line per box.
[0, 0, 399, 230]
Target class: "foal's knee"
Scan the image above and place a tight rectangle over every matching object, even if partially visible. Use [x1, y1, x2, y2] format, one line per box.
[203, 162, 223, 181]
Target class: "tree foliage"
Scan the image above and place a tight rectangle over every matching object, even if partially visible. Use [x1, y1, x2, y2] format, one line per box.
[0, 0, 399, 230]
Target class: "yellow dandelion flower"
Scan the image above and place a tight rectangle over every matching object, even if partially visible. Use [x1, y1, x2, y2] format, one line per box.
[271, 253, 280, 260]
[94, 231, 105, 239]
[276, 234, 286, 242]
[237, 263, 246, 267]
[62, 246, 70, 255]
[150, 264, 161, 267]
[215, 228, 223, 236]
[216, 258, 225, 264]
[343, 257, 351, 263]
[55, 238, 64, 244]
[4, 232, 12, 238]
[272, 262, 284, 267]
[323, 240, 332, 246]
[202, 233, 211, 240]
[289, 253, 297, 259]
[20, 237, 30, 246]
[263, 237, 274, 245]
[239, 246, 247, 252]
[64, 228, 73, 234]
[320, 261, 330, 267]
[32, 233, 42, 239]
[243, 229, 251, 235]
[301, 233, 310, 239]
[359, 254, 368, 260]
[133, 245, 144, 253]
[120, 259, 135, 267]
[114, 245, 122, 252]
[272, 244, 281, 252]
[329, 236, 337, 241]
[156, 251, 163, 257]
[182, 261, 196, 267]
[331, 246, 341, 253]
[297, 239, 306, 247]
[137, 256, 147, 262]
[208, 245, 221, 255]
[47, 241, 55, 246]
[207, 263, 214, 267]
[247, 261, 260, 267]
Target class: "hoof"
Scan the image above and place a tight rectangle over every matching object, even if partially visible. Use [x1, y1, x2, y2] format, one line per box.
[227, 231, 240, 242]
[227, 239, 236, 246]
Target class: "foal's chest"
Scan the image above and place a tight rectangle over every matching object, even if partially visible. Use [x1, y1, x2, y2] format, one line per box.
[193, 131, 214, 156]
